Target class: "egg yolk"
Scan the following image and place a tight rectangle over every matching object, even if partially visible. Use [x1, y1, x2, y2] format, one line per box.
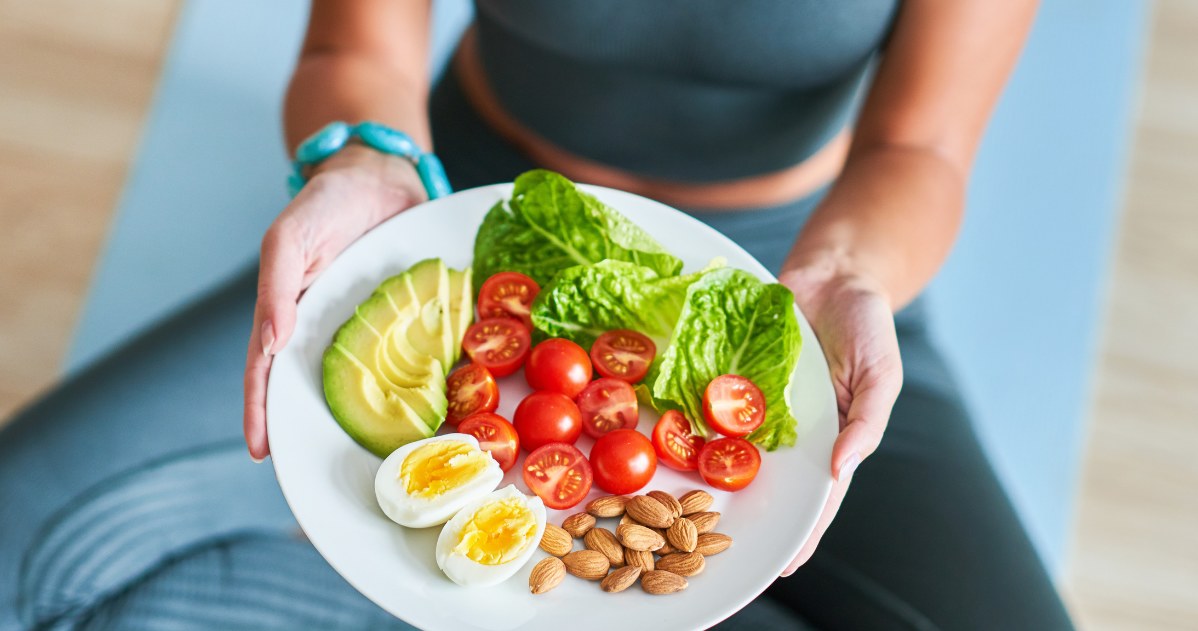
[453, 498, 537, 565]
[399, 441, 489, 498]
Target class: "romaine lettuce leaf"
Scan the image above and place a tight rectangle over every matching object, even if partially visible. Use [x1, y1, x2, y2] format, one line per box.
[651, 268, 802, 450]
[473, 170, 683, 287]
[530, 260, 711, 349]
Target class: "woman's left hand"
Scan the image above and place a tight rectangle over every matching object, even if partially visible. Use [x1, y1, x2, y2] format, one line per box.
[775, 265, 904, 576]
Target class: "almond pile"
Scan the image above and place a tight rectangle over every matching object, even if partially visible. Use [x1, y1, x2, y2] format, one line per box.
[530, 489, 731, 596]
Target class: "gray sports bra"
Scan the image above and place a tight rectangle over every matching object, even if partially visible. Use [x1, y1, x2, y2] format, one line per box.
[472, 0, 899, 182]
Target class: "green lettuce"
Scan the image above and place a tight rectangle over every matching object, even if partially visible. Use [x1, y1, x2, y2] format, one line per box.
[473, 170, 683, 287]
[530, 260, 721, 349]
[651, 268, 802, 450]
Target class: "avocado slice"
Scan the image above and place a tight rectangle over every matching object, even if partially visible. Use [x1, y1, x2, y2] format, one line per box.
[447, 268, 473, 365]
[322, 345, 435, 457]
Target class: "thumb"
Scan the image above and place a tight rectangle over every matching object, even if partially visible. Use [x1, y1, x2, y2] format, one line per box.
[256, 224, 306, 354]
[243, 224, 306, 460]
[830, 377, 899, 481]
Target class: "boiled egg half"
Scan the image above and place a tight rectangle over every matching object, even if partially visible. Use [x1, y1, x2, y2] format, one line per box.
[375, 433, 503, 528]
[435, 485, 547, 587]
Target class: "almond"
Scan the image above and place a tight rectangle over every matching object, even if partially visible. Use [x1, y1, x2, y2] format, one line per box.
[695, 532, 733, 556]
[641, 570, 688, 595]
[678, 489, 714, 515]
[562, 550, 610, 580]
[600, 565, 642, 593]
[656, 540, 677, 556]
[655, 551, 706, 577]
[626, 495, 675, 529]
[625, 548, 655, 573]
[647, 490, 683, 519]
[689, 511, 721, 534]
[539, 524, 573, 557]
[586, 495, 628, 518]
[529, 556, 566, 594]
[619, 513, 637, 528]
[584, 527, 625, 567]
[666, 517, 698, 553]
[562, 512, 597, 538]
[617, 523, 665, 552]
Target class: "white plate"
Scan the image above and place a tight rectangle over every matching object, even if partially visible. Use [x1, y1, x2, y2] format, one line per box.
[267, 183, 836, 630]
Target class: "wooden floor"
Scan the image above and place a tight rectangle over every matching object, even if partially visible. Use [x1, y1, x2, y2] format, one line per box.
[0, 1, 1194, 628]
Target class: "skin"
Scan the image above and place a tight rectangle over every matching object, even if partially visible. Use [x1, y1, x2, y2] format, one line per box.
[243, 0, 1038, 573]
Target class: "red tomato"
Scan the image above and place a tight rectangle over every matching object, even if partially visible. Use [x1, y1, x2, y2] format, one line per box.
[444, 363, 499, 425]
[458, 412, 520, 472]
[522, 442, 593, 509]
[461, 318, 531, 377]
[524, 338, 592, 398]
[478, 271, 540, 329]
[513, 391, 583, 451]
[590, 330, 656, 383]
[589, 429, 657, 495]
[576, 378, 638, 438]
[652, 410, 706, 471]
[702, 374, 767, 438]
[698, 437, 761, 492]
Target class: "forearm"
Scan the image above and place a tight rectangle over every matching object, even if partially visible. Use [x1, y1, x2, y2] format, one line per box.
[284, 53, 430, 153]
[782, 144, 965, 311]
[283, 0, 432, 154]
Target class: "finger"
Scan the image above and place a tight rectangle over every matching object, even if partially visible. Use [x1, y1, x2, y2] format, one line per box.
[243, 317, 272, 461]
[242, 220, 306, 461]
[830, 375, 901, 480]
[257, 222, 307, 355]
[782, 471, 853, 576]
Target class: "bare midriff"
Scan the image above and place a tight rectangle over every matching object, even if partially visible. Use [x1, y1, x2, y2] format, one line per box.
[453, 27, 849, 212]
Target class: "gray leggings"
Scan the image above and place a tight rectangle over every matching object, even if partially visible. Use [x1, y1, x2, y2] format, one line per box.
[0, 73, 1073, 630]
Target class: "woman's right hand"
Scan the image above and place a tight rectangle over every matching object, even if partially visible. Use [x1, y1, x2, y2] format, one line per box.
[243, 144, 428, 461]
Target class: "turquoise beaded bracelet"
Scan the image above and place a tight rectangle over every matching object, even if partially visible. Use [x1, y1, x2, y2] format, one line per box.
[288, 121, 452, 200]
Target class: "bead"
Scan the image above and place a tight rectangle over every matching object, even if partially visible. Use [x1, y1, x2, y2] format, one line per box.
[416, 153, 453, 200]
[295, 121, 351, 164]
[354, 121, 420, 159]
[287, 172, 305, 197]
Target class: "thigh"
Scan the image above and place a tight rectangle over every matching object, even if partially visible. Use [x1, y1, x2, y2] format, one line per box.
[0, 267, 302, 629]
[763, 318, 1074, 630]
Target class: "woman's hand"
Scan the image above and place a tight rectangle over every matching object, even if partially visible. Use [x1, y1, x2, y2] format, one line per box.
[243, 144, 427, 461]
[776, 264, 904, 575]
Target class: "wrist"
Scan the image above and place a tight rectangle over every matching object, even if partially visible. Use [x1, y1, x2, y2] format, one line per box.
[289, 121, 451, 201]
[778, 251, 893, 317]
[307, 144, 426, 215]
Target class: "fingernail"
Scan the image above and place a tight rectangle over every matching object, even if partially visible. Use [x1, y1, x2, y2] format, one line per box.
[837, 451, 860, 482]
[251, 454, 265, 464]
[261, 320, 275, 357]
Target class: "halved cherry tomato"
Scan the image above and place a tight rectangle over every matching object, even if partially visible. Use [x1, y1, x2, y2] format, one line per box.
[478, 271, 540, 329]
[522, 442, 593, 509]
[458, 412, 520, 472]
[652, 410, 706, 472]
[698, 437, 761, 492]
[513, 391, 583, 451]
[590, 429, 656, 495]
[702, 374, 766, 438]
[576, 378, 638, 438]
[525, 338, 592, 398]
[590, 330, 656, 383]
[461, 318, 531, 377]
[445, 363, 499, 425]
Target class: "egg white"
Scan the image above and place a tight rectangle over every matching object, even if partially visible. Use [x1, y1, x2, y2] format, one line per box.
[374, 433, 504, 528]
[435, 485, 547, 587]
